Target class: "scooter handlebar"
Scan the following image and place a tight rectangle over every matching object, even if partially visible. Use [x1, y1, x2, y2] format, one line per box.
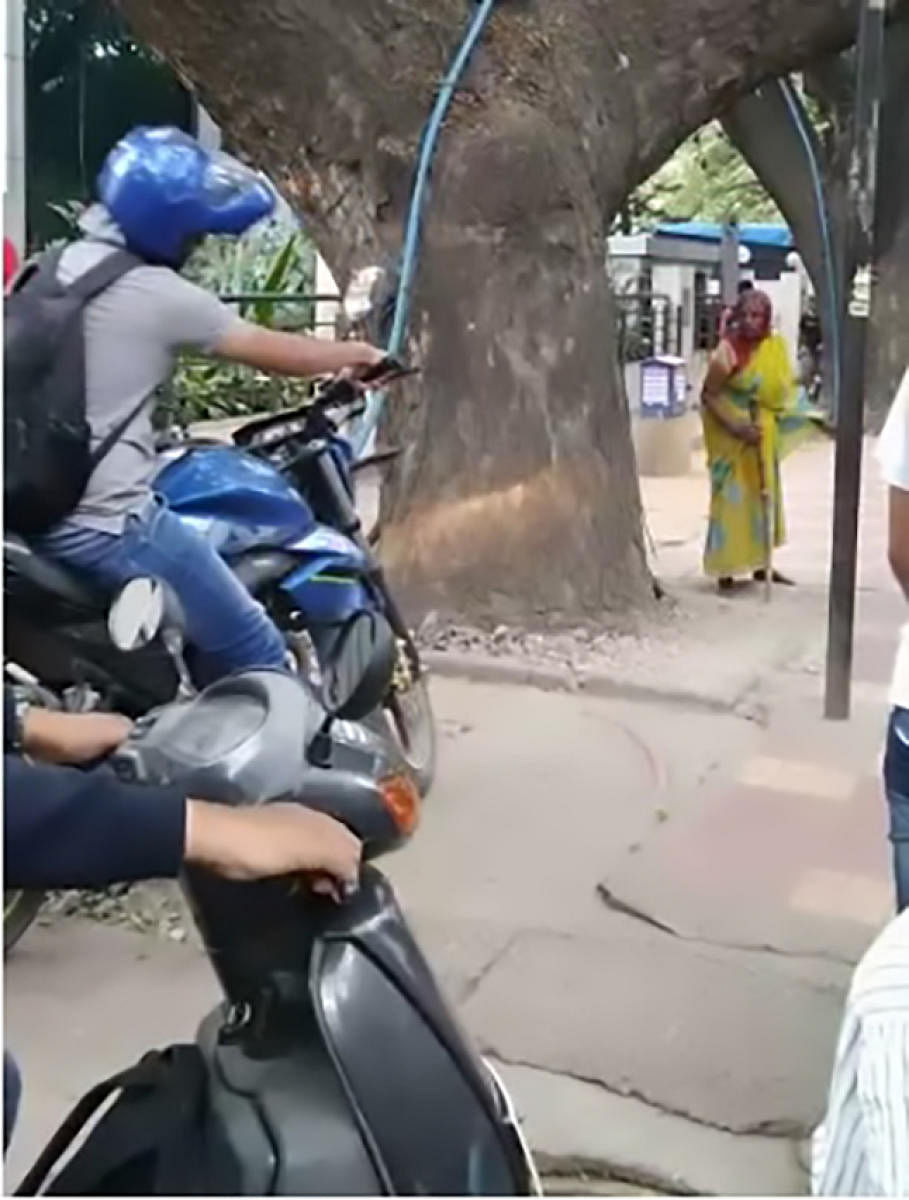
[289, 767, 404, 858]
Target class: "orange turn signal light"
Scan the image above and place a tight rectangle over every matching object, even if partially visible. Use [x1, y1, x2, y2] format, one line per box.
[379, 772, 420, 836]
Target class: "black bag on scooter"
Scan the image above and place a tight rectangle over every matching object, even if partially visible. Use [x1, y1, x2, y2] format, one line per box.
[15, 1044, 241, 1196]
[3, 247, 143, 537]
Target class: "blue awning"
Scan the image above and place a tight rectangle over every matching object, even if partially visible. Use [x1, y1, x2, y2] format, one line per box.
[654, 221, 793, 249]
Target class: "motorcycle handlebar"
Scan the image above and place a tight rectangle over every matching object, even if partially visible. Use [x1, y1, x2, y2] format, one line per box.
[312, 357, 417, 408]
[232, 358, 417, 446]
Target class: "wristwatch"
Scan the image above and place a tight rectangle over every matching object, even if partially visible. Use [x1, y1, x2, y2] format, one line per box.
[9, 695, 30, 755]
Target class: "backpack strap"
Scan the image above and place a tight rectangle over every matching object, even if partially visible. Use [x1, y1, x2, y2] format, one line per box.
[64, 248, 143, 302]
[46, 1047, 206, 1197]
[10, 247, 64, 295]
[79, 249, 155, 470]
[88, 391, 153, 471]
[14, 244, 141, 297]
[14, 1051, 170, 1196]
[66, 248, 149, 472]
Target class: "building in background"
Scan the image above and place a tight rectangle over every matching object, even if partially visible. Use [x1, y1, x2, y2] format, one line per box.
[609, 221, 810, 478]
[609, 221, 804, 371]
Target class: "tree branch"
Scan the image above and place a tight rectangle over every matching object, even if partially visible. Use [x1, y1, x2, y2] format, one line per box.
[113, 0, 907, 239]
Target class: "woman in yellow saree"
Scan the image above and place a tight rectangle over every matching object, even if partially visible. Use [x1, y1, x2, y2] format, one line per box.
[701, 289, 814, 592]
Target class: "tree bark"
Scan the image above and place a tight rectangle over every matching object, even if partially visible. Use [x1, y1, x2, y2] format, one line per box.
[114, 0, 903, 623]
[868, 18, 909, 423]
[807, 17, 909, 427]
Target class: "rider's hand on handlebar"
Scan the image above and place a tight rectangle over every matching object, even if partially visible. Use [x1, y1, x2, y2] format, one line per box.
[338, 343, 416, 390]
[338, 341, 386, 380]
[183, 800, 362, 895]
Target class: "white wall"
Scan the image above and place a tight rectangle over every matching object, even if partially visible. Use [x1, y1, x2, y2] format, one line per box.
[314, 256, 339, 340]
[759, 271, 801, 369]
[195, 104, 222, 152]
[608, 255, 643, 296]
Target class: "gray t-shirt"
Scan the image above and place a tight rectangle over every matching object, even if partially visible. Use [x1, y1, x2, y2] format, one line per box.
[57, 240, 240, 533]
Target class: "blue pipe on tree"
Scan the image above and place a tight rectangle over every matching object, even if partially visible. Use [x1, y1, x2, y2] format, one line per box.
[351, 0, 498, 457]
[778, 76, 842, 419]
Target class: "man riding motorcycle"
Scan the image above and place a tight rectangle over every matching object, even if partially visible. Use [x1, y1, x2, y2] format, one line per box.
[32, 126, 386, 684]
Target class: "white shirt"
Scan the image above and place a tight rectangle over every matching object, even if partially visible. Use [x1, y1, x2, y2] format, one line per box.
[813, 909, 909, 1195]
[877, 368, 909, 709]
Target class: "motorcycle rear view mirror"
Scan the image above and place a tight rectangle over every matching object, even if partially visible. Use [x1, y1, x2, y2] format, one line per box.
[108, 577, 166, 652]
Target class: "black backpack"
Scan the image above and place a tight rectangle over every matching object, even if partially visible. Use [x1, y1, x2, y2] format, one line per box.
[15, 1045, 241, 1196]
[3, 246, 144, 537]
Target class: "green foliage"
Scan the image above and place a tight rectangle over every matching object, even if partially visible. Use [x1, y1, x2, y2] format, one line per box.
[26, 0, 191, 250]
[161, 221, 321, 428]
[622, 122, 782, 229]
[182, 221, 317, 330]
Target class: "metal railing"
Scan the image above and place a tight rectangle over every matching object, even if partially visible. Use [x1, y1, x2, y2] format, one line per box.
[216, 291, 342, 335]
[693, 295, 724, 351]
[616, 292, 682, 361]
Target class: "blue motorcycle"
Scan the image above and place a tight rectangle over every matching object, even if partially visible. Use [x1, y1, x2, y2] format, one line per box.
[164, 363, 434, 789]
[4, 364, 436, 796]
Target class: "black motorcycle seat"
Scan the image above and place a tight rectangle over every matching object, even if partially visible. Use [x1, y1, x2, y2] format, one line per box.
[4, 534, 107, 611]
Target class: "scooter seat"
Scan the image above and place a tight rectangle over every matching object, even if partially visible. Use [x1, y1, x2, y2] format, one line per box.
[4, 534, 107, 611]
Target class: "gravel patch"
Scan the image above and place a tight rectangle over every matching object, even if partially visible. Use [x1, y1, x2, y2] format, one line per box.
[38, 881, 200, 947]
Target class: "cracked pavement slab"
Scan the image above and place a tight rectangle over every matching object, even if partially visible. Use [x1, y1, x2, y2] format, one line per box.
[3, 672, 863, 1193]
[597, 685, 892, 964]
[495, 1061, 809, 1196]
[461, 917, 845, 1136]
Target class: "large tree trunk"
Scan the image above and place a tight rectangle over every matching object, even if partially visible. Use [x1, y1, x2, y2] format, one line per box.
[114, 0, 901, 624]
[377, 120, 647, 620]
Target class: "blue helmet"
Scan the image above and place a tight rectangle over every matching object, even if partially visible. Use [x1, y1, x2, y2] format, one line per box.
[98, 126, 275, 266]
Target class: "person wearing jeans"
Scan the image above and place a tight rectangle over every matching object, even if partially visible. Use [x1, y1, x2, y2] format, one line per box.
[34, 126, 387, 684]
[878, 366, 909, 910]
[38, 498, 287, 685]
[884, 710, 909, 911]
[4, 1054, 20, 1152]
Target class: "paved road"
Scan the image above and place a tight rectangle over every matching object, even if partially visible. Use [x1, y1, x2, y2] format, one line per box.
[6, 660, 880, 1193]
[5, 438, 900, 1194]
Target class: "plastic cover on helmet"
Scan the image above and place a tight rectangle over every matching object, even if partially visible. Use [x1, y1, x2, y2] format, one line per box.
[98, 126, 275, 265]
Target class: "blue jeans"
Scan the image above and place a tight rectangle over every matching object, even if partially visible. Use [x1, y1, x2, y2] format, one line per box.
[38, 500, 287, 684]
[884, 707, 909, 912]
[4, 1051, 21, 1151]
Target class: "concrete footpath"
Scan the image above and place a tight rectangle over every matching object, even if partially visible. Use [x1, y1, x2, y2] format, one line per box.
[4, 439, 902, 1195]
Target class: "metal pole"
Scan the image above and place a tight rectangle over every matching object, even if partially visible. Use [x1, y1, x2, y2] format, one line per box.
[720, 220, 740, 306]
[824, 0, 886, 720]
[3, 0, 26, 253]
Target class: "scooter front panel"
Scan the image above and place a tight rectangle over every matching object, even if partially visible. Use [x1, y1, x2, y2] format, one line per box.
[315, 941, 520, 1195]
[309, 871, 530, 1195]
[199, 1010, 382, 1196]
